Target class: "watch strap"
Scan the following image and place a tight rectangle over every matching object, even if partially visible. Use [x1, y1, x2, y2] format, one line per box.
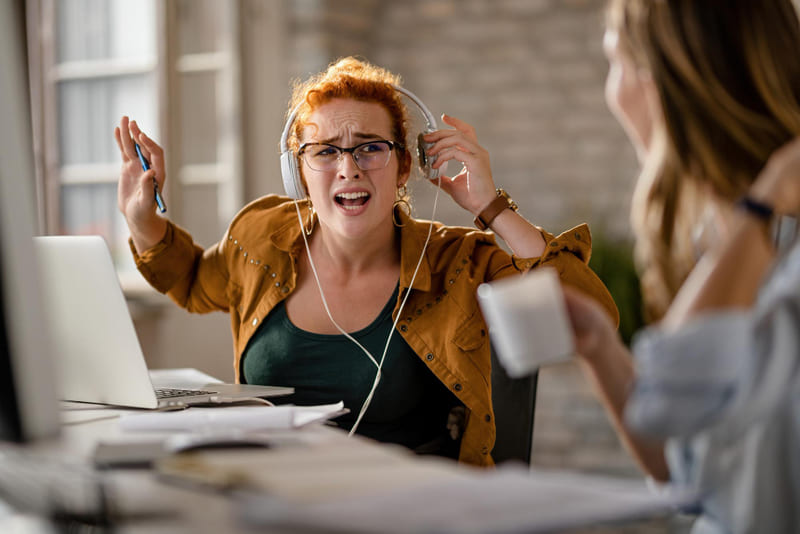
[474, 192, 513, 230]
[736, 196, 774, 223]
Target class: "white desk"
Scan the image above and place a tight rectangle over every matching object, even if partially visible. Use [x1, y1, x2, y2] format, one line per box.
[0, 404, 693, 534]
[2, 404, 467, 533]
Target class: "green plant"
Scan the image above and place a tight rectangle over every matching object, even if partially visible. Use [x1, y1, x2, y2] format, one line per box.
[588, 235, 645, 346]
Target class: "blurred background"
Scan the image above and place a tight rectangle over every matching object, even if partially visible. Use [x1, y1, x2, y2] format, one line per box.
[26, 0, 649, 488]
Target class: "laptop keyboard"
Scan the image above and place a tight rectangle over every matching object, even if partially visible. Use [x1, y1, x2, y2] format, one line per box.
[154, 387, 218, 399]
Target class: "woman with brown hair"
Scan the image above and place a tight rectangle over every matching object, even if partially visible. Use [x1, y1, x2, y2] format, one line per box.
[564, 1, 800, 531]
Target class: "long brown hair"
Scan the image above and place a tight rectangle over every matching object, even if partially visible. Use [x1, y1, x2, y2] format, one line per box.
[607, 0, 800, 319]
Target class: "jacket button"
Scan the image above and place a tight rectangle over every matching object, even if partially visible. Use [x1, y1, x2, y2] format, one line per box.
[549, 241, 559, 247]
[281, 286, 290, 294]
[484, 414, 491, 422]
[251, 317, 258, 326]
[574, 232, 581, 240]
[400, 325, 408, 332]
[453, 383, 462, 392]
[425, 353, 434, 361]
[481, 447, 489, 455]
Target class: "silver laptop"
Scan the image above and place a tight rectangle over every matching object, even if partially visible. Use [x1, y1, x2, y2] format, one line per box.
[34, 235, 293, 409]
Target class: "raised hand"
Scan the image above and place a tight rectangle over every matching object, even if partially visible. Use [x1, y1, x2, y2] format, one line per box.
[423, 114, 498, 216]
[114, 116, 168, 252]
[750, 137, 800, 216]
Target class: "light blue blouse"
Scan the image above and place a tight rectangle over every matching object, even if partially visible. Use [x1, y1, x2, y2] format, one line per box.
[625, 239, 800, 534]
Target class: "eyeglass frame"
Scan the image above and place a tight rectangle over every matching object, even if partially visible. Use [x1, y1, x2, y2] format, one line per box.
[298, 139, 404, 172]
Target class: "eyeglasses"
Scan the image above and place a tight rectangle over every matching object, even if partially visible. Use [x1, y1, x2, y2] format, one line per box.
[298, 140, 402, 172]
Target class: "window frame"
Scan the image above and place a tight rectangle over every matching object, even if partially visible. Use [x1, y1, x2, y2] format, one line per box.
[28, 0, 247, 294]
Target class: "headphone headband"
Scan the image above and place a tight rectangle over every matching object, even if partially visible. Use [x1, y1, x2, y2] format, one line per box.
[279, 84, 439, 199]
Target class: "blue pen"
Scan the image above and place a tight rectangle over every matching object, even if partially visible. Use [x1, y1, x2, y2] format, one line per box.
[135, 143, 166, 213]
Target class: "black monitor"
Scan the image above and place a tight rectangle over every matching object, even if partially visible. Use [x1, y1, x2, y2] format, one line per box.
[0, 0, 60, 443]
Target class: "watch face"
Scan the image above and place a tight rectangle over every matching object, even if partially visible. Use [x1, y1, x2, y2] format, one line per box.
[497, 189, 518, 212]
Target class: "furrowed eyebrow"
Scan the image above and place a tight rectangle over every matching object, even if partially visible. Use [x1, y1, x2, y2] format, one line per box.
[315, 132, 386, 145]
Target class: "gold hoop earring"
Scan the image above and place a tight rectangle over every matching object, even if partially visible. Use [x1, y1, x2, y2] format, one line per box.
[304, 199, 316, 236]
[392, 184, 410, 227]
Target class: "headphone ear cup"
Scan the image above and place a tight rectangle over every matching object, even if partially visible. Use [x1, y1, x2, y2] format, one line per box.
[416, 132, 439, 180]
[280, 151, 306, 199]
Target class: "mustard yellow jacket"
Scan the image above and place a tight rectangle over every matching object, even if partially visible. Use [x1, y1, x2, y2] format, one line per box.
[131, 195, 618, 466]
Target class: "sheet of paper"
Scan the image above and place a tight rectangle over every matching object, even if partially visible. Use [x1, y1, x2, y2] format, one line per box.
[118, 402, 345, 433]
[238, 466, 697, 533]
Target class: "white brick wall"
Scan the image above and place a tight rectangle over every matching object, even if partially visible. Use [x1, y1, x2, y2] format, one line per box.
[286, 0, 638, 237]
[374, 0, 638, 237]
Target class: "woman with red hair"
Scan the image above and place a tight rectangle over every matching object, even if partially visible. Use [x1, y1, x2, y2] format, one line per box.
[115, 57, 617, 466]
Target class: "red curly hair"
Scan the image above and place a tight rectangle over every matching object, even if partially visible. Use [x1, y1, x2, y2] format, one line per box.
[286, 57, 411, 177]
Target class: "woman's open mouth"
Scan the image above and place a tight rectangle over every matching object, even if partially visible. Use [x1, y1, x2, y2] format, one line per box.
[335, 191, 370, 211]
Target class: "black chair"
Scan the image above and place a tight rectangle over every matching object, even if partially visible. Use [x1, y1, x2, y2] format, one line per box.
[490, 345, 539, 464]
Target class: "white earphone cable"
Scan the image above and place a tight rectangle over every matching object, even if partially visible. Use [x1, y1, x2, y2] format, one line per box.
[348, 178, 440, 436]
[293, 200, 379, 369]
[293, 173, 441, 437]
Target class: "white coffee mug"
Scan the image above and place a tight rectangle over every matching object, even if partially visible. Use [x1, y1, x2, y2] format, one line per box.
[477, 267, 575, 378]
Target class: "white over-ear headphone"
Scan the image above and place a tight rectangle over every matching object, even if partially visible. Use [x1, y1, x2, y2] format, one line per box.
[279, 85, 439, 199]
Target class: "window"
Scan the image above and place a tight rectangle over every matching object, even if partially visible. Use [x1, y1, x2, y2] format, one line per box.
[37, 0, 159, 276]
[30, 0, 242, 291]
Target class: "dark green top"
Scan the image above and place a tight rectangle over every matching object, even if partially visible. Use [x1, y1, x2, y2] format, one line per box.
[241, 285, 461, 458]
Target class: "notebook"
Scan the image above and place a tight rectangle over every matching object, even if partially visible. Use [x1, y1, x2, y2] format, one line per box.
[33, 235, 293, 409]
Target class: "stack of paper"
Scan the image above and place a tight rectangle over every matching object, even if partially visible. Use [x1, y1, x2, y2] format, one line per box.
[119, 402, 346, 432]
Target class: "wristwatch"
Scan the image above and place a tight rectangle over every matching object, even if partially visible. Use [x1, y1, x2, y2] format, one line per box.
[473, 189, 519, 230]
